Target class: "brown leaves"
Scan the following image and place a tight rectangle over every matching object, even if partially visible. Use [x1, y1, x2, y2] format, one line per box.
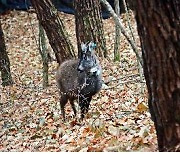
[137, 102, 148, 113]
[0, 10, 157, 152]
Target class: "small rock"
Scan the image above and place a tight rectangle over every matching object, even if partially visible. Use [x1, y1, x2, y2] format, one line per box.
[108, 125, 119, 136]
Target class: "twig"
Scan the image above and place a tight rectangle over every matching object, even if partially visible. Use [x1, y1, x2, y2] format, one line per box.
[103, 78, 146, 90]
[104, 73, 140, 84]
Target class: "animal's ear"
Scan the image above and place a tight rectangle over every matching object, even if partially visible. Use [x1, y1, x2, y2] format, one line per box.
[81, 42, 87, 52]
[88, 41, 96, 52]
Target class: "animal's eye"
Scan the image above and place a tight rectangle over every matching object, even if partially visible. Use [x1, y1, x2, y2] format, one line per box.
[84, 56, 87, 60]
[82, 54, 87, 60]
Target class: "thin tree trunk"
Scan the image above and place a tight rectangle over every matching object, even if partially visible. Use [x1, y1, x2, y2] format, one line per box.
[114, 0, 121, 62]
[0, 19, 13, 86]
[39, 24, 48, 88]
[31, 0, 76, 64]
[74, 0, 107, 58]
[133, 0, 180, 151]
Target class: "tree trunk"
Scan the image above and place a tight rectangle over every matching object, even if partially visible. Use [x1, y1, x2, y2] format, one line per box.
[39, 24, 49, 88]
[114, 0, 121, 62]
[133, 0, 180, 151]
[31, 0, 76, 64]
[74, 0, 107, 58]
[0, 19, 13, 86]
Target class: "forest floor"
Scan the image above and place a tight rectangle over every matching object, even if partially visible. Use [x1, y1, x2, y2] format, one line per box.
[0, 10, 157, 152]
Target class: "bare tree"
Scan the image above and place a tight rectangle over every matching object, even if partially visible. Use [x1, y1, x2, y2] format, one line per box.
[133, 0, 180, 152]
[0, 19, 13, 86]
[74, 0, 107, 57]
[31, 0, 76, 64]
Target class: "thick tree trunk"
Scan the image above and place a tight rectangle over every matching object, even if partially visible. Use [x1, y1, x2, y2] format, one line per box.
[0, 20, 13, 86]
[31, 0, 76, 64]
[74, 0, 107, 57]
[133, 0, 180, 152]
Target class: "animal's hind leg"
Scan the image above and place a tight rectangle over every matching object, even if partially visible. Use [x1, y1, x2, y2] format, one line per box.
[69, 98, 77, 117]
[60, 95, 68, 121]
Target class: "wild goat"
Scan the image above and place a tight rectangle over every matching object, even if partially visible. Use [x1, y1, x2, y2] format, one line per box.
[56, 42, 102, 120]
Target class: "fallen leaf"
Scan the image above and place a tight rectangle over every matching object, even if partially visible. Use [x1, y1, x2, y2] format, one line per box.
[137, 102, 148, 112]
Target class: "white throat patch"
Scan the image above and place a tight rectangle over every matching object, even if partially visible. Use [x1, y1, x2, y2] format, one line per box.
[90, 66, 101, 76]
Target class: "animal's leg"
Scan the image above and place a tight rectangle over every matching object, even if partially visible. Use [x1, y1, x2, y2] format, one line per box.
[84, 96, 92, 114]
[60, 95, 68, 121]
[79, 96, 92, 120]
[69, 98, 77, 117]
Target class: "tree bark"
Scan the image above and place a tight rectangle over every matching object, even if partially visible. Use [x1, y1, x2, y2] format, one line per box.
[0, 19, 13, 86]
[74, 0, 107, 58]
[133, 0, 180, 151]
[31, 0, 76, 64]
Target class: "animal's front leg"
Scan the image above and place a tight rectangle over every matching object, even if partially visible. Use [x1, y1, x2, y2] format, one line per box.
[79, 96, 92, 120]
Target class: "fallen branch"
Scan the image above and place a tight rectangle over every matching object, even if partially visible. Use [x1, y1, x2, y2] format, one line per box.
[103, 78, 146, 90]
[104, 73, 140, 85]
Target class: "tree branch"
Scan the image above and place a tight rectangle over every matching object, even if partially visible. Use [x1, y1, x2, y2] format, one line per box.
[100, 0, 143, 66]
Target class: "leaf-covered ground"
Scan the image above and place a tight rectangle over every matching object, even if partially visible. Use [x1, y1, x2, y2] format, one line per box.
[0, 10, 157, 152]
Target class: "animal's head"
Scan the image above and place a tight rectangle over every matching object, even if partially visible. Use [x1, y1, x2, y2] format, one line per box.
[78, 41, 100, 74]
